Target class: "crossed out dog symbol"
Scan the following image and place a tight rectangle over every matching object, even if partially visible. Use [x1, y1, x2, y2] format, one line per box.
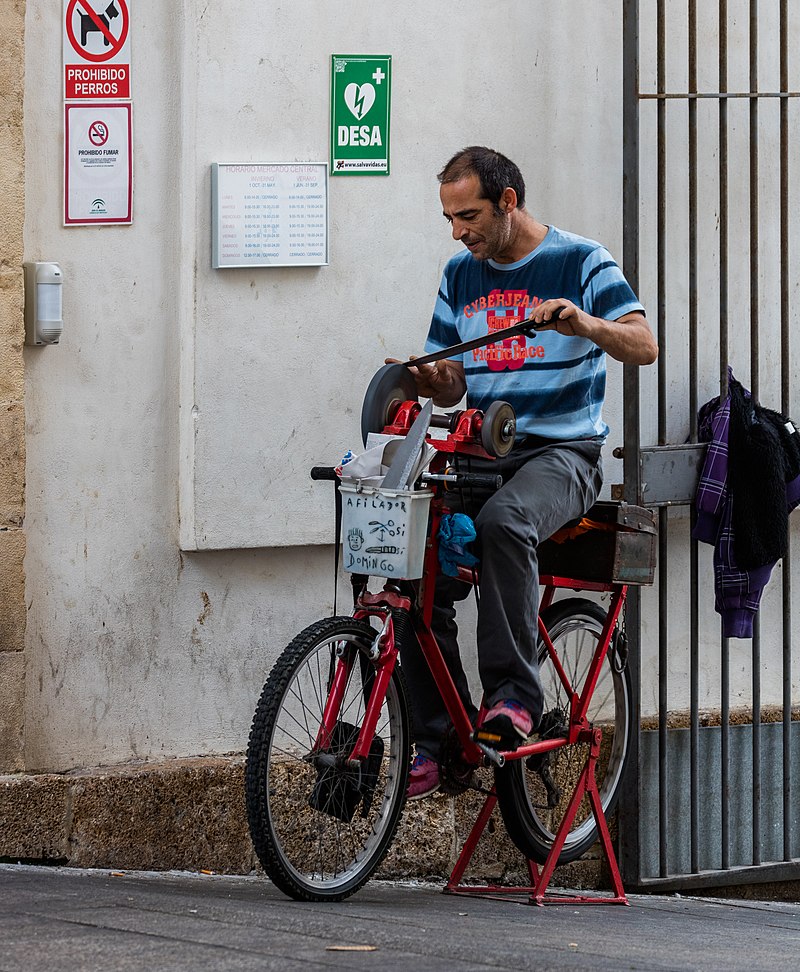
[79, 2, 120, 47]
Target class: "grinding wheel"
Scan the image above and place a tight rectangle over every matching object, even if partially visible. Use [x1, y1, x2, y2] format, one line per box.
[480, 401, 516, 457]
[360, 363, 419, 446]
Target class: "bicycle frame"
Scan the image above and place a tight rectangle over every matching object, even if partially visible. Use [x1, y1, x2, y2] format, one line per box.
[309, 437, 631, 903]
[316, 476, 629, 767]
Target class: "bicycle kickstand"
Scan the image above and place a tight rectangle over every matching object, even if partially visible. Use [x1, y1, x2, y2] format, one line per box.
[445, 728, 628, 907]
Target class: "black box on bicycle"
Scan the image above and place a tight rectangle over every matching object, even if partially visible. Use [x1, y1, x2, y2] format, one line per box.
[538, 501, 657, 586]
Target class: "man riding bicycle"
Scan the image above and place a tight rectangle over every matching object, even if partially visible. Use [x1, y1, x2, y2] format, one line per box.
[395, 146, 658, 798]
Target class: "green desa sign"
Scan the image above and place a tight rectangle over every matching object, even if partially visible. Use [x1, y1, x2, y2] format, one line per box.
[330, 55, 391, 176]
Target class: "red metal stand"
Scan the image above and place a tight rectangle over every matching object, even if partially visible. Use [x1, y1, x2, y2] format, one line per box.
[444, 728, 629, 906]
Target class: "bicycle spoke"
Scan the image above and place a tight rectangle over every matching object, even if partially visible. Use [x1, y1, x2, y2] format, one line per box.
[277, 695, 318, 746]
[295, 659, 322, 740]
[496, 599, 632, 866]
[246, 617, 410, 901]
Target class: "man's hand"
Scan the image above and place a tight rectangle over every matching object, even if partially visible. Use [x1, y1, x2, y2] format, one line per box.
[526, 298, 658, 365]
[527, 298, 589, 337]
[384, 356, 466, 407]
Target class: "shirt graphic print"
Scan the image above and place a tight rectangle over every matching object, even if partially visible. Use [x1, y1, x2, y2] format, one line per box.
[425, 226, 644, 439]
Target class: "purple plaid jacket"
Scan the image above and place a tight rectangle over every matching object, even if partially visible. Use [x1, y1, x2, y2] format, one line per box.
[693, 381, 800, 638]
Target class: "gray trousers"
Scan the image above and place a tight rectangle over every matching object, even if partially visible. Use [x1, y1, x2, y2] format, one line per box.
[401, 437, 604, 758]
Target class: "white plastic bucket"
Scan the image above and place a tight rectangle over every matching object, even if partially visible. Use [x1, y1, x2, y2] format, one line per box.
[339, 482, 433, 579]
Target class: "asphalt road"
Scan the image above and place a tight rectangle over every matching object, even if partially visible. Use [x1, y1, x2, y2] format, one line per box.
[2, 864, 799, 971]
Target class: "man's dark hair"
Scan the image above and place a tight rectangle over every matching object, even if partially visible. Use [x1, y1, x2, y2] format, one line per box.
[437, 146, 526, 212]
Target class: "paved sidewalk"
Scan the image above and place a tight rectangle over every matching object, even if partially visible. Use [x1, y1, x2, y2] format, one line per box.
[1, 863, 798, 971]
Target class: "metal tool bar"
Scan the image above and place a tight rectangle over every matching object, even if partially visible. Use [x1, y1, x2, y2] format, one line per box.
[401, 319, 539, 369]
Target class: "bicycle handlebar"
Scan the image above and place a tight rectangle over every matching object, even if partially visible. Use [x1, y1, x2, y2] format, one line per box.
[421, 471, 502, 490]
[310, 466, 502, 491]
[310, 466, 338, 481]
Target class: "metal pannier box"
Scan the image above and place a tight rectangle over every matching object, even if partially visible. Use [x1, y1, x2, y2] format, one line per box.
[538, 501, 658, 586]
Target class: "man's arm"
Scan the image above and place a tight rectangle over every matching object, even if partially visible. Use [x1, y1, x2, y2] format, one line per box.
[529, 299, 658, 366]
[385, 356, 467, 407]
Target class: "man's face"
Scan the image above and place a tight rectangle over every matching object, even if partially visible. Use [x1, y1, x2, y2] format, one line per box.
[440, 174, 512, 262]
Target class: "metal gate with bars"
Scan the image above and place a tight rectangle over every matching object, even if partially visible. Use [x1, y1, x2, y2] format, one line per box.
[619, 0, 800, 891]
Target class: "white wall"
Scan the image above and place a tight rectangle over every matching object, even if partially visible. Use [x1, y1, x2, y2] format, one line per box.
[24, 0, 636, 772]
[182, 1, 631, 549]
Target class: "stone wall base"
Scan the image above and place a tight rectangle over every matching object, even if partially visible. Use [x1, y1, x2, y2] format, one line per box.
[0, 756, 608, 889]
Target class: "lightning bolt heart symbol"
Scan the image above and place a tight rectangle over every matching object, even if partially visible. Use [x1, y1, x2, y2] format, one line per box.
[344, 82, 376, 120]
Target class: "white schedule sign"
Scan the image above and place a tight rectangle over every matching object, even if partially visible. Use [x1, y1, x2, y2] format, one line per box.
[211, 162, 329, 268]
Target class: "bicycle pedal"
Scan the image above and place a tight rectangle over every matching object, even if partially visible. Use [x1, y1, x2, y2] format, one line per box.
[473, 728, 503, 745]
[470, 734, 505, 767]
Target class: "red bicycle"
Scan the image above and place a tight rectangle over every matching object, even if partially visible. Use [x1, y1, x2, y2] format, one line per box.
[245, 362, 653, 904]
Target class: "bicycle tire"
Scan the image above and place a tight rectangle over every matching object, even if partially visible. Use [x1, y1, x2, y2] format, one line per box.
[494, 598, 632, 866]
[245, 616, 411, 901]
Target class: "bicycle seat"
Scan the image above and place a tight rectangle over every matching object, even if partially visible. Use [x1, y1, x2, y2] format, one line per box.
[539, 501, 657, 586]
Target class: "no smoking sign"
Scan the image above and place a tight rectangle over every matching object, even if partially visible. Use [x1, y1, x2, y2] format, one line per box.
[88, 120, 109, 145]
[63, 0, 132, 100]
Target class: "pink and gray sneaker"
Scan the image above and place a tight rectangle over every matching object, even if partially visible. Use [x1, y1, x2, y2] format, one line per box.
[406, 753, 440, 800]
[475, 699, 533, 751]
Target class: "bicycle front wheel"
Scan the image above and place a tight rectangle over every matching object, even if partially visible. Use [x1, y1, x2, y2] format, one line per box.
[245, 616, 411, 901]
[494, 598, 632, 865]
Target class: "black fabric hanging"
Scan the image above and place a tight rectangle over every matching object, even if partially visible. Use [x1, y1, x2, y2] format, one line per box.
[728, 377, 792, 569]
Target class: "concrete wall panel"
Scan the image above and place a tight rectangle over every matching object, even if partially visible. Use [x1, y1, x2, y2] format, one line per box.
[22, 1, 630, 771]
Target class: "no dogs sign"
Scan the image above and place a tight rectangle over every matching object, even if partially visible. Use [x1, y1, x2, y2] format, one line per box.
[63, 0, 132, 100]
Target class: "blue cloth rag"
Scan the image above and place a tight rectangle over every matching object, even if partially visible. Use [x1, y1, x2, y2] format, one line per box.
[438, 513, 479, 576]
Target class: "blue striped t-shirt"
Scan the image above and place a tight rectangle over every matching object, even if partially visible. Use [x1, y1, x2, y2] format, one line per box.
[424, 225, 644, 439]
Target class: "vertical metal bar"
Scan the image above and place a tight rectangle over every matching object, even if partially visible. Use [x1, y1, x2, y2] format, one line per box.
[688, 0, 698, 441]
[658, 507, 669, 876]
[655, 0, 669, 879]
[783, 553, 792, 862]
[779, 0, 792, 862]
[685, 46, 701, 861]
[749, 1, 759, 397]
[749, 0, 762, 866]
[657, 0, 667, 448]
[619, 0, 643, 886]
[689, 526, 700, 873]
[622, 0, 643, 508]
[721, 634, 730, 869]
[779, 0, 790, 412]
[752, 616, 762, 864]
[719, 0, 729, 397]
[718, 0, 731, 876]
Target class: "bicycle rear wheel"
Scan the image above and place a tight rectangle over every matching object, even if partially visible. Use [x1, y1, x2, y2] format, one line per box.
[245, 616, 411, 901]
[494, 598, 632, 865]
